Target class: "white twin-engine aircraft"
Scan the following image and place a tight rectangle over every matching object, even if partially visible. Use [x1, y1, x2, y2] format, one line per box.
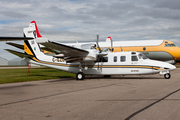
[1, 21, 176, 80]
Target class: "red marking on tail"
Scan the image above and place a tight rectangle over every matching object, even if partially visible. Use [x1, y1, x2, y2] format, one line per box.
[31, 21, 42, 38]
[107, 36, 112, 40]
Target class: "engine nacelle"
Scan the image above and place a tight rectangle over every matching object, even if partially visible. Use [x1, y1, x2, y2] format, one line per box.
[83, 49, 97, 61]
[83, 50, 108, 62]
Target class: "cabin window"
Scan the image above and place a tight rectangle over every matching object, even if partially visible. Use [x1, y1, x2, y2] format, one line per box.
[114, 56, 117, 62]
[132, 56, 138, 61]
[120, 56, 126, 62]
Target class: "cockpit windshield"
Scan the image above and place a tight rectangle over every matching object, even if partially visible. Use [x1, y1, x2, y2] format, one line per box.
[164, 44, 176, 47]
[138, 53, 148, 60]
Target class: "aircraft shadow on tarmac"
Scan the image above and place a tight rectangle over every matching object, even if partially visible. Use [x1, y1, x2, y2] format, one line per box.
[85, 76, 162, 80]
[46, 75, 162, 83]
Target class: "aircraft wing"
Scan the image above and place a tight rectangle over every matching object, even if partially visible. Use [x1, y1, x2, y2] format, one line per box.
[5, 49, 33, 58]
[40, 41, 89, 57]
[0, 37, 34, 41]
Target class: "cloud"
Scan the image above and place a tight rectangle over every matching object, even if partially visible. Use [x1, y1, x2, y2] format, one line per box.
[0, 11, 28, 18]
[0, 0, 180, 60]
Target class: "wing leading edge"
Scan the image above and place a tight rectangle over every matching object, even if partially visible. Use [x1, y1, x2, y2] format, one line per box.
[0, 37, 34, 41]
[40, 41, 89, 57]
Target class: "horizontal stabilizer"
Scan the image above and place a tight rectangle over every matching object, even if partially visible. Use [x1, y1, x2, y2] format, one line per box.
[6, 42, 24, 50]
[4, 49, 33, 58]
[0, 37, 34, 41]
[7, 42, 57, 54]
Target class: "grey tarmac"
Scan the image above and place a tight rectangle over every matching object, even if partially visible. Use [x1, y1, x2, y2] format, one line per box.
[0, 69, 180, 120]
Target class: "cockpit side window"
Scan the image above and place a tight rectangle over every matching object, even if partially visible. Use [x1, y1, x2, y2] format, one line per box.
[171, 44, 176, 46]
[164, 44, 176, 47]
[131, 56, 138, 61]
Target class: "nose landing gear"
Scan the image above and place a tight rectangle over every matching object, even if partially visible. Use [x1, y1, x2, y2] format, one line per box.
[164, 73, 171, 79]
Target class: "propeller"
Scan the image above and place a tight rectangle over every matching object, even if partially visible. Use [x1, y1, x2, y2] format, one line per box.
[96, 35, 102, 53]
[96, 35, 107, 71]
[96, 35, 107, 57]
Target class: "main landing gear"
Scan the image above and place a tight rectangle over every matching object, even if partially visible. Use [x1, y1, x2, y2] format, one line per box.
[76, 72, 85, 80]
[76, 63, 85, 80]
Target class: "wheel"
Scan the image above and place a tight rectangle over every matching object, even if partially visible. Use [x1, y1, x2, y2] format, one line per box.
[164, 73, 171, 79]
[76, 72, 85, 80]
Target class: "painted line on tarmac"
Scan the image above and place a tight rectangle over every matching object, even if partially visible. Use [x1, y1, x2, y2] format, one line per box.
[124, 88, 180, 120]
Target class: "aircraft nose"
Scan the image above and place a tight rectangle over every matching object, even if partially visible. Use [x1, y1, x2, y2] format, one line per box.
[166, 64, 176, 70]
[175, 47, 180, 61]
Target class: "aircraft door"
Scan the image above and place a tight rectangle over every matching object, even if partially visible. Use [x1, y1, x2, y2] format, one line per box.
[118, 55, 130, 74]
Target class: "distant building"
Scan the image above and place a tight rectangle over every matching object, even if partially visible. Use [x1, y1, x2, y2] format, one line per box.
[8, 58, 27, 66]
[0, 57, 8, 66]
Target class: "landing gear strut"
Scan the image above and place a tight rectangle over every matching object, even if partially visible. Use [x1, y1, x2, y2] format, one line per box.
[164, 73, 171, 79]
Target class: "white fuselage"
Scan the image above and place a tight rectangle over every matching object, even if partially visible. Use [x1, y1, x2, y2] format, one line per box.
[27, 51, 175, 76]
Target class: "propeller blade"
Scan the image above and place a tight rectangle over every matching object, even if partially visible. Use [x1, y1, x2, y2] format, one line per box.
[96, 35, 102, 53]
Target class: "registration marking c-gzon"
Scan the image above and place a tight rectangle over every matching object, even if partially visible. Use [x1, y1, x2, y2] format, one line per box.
[52, 58, 66, 63]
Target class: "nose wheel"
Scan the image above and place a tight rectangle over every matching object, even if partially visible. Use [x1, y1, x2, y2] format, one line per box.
[164, 73, 171, 79]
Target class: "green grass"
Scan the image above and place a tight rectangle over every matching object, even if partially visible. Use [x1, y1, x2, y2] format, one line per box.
[0, 67, 75, 84]
[175, 65, 180, 68]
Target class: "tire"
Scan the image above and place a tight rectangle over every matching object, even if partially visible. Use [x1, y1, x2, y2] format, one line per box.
[164, 73, 171, 79]
[76, 72, 85, 80]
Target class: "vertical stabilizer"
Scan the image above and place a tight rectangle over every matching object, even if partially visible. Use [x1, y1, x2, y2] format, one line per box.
[106, 36, 112, 42]
[24, 39, 44, 57]
[23, 21, 42, 38]
[106, 36, 113, 51]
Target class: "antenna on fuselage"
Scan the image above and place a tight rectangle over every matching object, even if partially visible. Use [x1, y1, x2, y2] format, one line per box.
[120, 46, 123, 52]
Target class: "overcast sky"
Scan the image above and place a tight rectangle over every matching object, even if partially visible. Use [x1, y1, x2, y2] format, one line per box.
[1, 0, 180, 60]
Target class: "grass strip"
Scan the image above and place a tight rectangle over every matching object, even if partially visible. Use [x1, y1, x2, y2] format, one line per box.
[0, 67, 75, 84]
